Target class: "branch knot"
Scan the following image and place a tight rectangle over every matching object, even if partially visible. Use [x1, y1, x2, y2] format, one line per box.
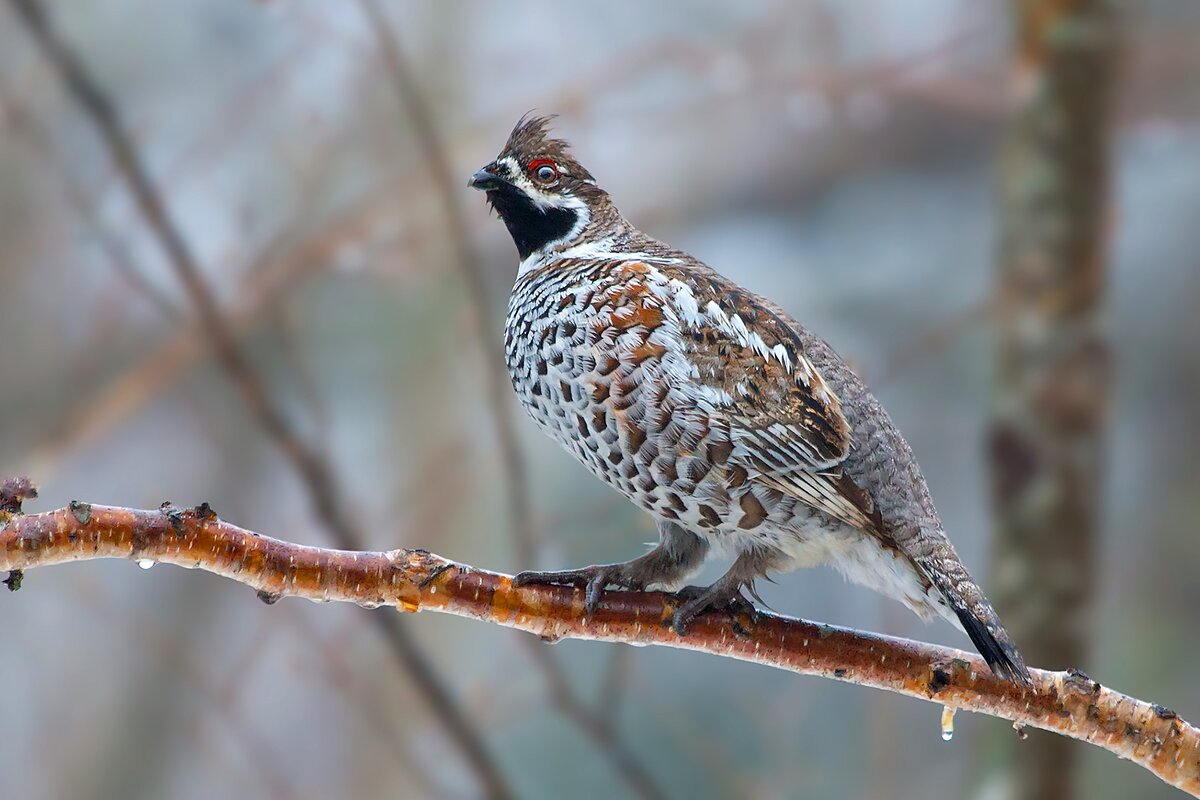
[0, 476, 38, 518]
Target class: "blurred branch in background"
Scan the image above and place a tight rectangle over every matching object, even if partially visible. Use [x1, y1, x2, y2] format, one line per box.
[878, 294, 1003, 389]
[0, 82, 181, 320]
[356, 2, 669, 797]
[988, 2, 1119, 799]
[6, 1, 514, 797]
[354, 0, 530, 562]
[74, 576, 303, 800]
[2, 489, 1198, 797]
[4, 183, 400, 481]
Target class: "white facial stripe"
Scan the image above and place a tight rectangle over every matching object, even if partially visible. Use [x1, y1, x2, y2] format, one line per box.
[498, 156, 523, 180]
[497, 156, 575, 212]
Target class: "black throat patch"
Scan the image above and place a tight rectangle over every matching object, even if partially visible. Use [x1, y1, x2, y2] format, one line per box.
[486, 187, 579, 261]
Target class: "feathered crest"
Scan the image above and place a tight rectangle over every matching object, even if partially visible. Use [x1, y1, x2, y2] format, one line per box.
[502, 113, 595, 182]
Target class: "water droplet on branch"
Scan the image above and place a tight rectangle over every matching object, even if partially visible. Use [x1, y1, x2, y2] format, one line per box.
[940, 705, 957, 741]
[137, 559, 155, 570]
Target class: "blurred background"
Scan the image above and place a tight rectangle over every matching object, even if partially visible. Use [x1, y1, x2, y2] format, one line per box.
[1, 1, 1197, 798]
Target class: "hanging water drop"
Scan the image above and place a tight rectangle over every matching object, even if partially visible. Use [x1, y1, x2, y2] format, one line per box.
[137, 559, 155, 570]
[940, 705, 956, 741]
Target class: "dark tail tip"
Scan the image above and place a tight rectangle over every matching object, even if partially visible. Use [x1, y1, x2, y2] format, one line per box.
[952, 601, 1033, 687]
[916, 555, 1033, 687]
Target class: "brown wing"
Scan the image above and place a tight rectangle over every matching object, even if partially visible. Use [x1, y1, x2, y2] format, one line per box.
[667, 277, 877, 531]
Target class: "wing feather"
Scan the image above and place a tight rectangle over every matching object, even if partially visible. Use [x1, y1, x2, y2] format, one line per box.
[652, 268, 878, 532]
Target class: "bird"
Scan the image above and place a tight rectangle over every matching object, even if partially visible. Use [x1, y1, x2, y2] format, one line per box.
[469, 114, 1031, 685]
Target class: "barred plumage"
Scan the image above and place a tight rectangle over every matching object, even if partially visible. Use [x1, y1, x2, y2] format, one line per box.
[474, 115, 1030, 685]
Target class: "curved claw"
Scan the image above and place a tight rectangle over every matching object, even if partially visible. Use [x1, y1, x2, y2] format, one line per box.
[671, 583, 760, 636]
[513, 568, 593, 588]
[584, 572, 612, 614]
[512, 564, 637, 615]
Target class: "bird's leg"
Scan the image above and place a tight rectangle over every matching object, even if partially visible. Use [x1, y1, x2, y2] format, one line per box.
[672, 546, 786, 635]
[513, 521, 708, 614]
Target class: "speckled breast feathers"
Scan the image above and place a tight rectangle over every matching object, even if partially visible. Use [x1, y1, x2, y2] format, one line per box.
[505, 256, 879, 540]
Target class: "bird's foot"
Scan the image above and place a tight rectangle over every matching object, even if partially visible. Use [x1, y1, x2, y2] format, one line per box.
[513, 564, 643, 614]
[671, 581, 761, 636]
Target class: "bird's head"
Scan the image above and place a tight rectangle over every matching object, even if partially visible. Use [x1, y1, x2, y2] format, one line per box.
[470, 114, 616, 264]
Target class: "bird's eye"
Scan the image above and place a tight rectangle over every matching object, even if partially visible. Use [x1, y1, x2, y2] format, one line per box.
[529, 160, 558, 183]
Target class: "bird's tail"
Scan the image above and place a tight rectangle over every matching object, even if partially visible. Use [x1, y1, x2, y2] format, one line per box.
[916, 557, 1033, 687]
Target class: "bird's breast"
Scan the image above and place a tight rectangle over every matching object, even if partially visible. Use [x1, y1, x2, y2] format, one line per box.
[503, 260, 776, 536]
[504, 261, 666, 482]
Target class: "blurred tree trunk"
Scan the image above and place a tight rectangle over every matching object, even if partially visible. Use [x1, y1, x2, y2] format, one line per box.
[988, 2, 1119, 799]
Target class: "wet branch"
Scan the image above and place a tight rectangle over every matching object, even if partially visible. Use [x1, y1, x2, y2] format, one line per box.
[1, 488, 1197, 798]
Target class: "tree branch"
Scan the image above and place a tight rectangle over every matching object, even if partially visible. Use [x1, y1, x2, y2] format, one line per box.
[2, 485, 1196, 797]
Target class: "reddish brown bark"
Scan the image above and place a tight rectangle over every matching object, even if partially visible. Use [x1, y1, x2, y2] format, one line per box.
[2, 494, 1196, 797]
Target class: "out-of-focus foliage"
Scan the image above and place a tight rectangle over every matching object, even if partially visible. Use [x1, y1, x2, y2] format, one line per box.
[0, 2, 1197, 798]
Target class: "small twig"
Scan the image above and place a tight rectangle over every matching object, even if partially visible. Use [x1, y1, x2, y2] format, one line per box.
[2, 495, 1197, 797]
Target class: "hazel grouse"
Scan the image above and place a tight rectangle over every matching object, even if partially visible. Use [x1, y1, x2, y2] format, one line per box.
[470, 115, 1031, 685]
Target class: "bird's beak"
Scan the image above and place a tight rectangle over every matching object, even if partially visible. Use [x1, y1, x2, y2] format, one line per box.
[468, 165, 506, 191]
